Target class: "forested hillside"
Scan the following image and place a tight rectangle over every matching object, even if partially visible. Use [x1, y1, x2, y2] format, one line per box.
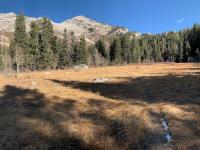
[0, 13, 200, 72]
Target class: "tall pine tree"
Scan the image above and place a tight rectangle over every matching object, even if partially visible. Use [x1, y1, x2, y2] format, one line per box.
[13, 12, 28, 72]
[38, 17, 54, 70]
[28, 21, 40, 70]
[110, 37, 122, 64]
[78, 35, 88, 64]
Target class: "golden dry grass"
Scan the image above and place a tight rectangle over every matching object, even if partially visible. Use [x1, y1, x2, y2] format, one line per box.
[0, 63, 200, 150]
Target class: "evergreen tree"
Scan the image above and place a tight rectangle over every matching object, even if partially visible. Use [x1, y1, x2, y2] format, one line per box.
[14, 12, 27, 49]
[28, 21, 40, 70]
[88, 45, 98, 66]
[63, 29, 70, 66]
[58, 29, 69, 68]
[51, 35, 59, 69]
[140, 37, 149, 62]
[95, 39, 109, 65]
[152, 38, 160, 62]
[78, 35, 88, 64]
[13, 12, 28, 72]
[38, 17, 54, 70]
[120, 34, 131, 63]
[110, 37, 122, 64]
[130, 38, 141, 63]
[183, 40, 191, 62]
[160, 37, 166, 61]
[95, 39, 107, 58]
[71, 40, 79, 65]
[189, 23, 200, 59]
[0, 43, 3, 70]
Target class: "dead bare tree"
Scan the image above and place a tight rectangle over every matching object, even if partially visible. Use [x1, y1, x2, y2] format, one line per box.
[15, 46, 24, 74]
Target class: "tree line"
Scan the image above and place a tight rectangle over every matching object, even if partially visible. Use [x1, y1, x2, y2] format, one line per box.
[3, 13, 88, 72]
[0, 13, 200, 72]
[110, 29, 196, 64]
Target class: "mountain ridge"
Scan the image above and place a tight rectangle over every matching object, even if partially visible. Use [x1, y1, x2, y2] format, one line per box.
[0, 12, 131, 46]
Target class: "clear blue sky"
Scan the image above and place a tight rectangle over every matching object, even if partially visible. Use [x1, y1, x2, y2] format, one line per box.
[0, 0, 200, 33]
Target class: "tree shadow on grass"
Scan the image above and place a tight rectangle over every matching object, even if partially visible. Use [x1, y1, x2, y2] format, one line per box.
[1, 72, 200, 149]
[49, 74, 200, 105]
[0, 85, 87, 150]
[0, 85, 150, 150]
[49, 74, 200, 149]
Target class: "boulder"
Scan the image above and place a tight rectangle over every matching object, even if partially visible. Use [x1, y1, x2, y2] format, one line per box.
[74, 64, 89, 70]
[94, 78, 110, 83]
[31, 81, 37, 86]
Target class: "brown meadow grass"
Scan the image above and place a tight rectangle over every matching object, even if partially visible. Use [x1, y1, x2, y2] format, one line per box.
[0, 63, 200, 150]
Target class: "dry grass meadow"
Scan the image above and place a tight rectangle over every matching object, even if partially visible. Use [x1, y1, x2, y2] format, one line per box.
[0, 63, 200, 150]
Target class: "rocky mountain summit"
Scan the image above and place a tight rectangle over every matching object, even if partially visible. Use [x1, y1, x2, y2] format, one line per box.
[0, 12, 130, 46]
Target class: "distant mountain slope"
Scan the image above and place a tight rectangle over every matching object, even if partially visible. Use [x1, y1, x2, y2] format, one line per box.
[0, 12, 130, 46]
